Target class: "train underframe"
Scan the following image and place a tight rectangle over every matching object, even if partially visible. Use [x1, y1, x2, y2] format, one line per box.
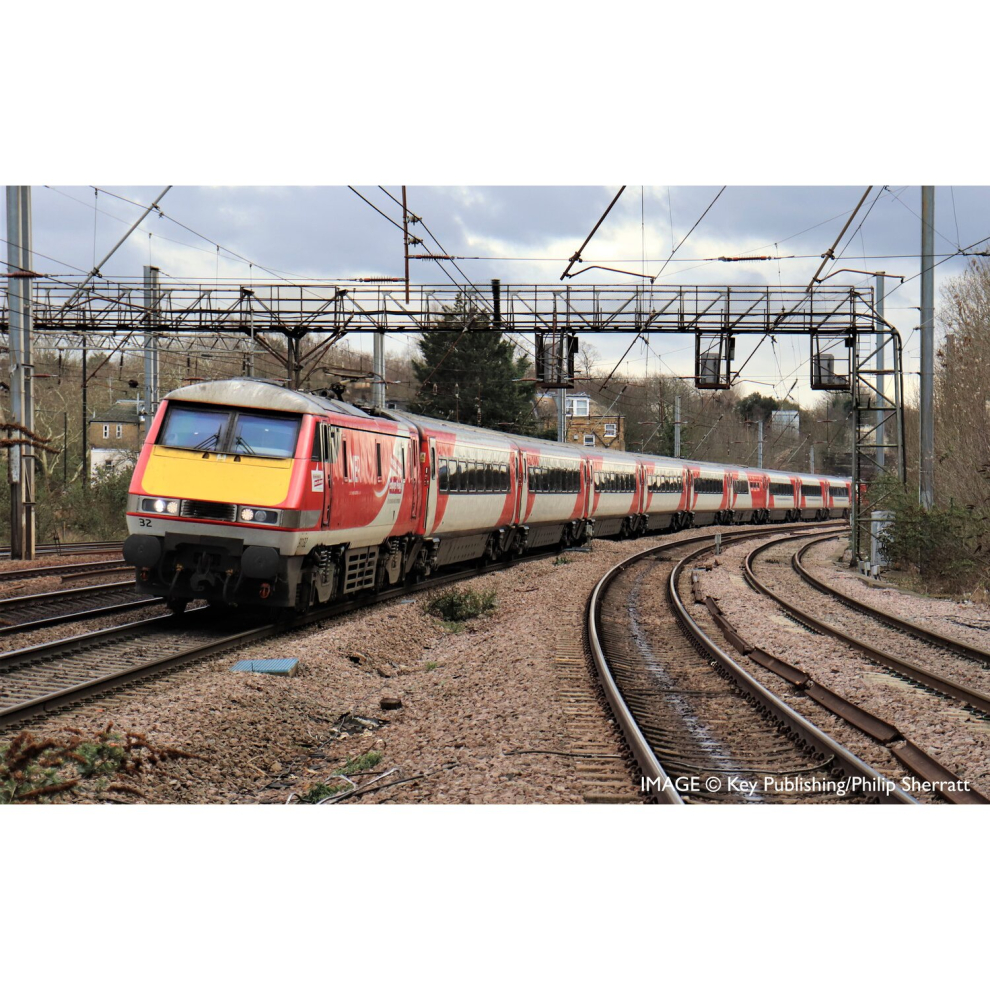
[124, 504, 850, 616]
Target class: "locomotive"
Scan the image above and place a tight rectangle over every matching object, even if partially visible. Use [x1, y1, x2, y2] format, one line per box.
[122, 378, 851, 613]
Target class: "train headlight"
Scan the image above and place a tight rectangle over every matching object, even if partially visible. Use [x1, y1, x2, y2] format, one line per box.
[141, 497, 181, 515]
[238, 506, 279, 525]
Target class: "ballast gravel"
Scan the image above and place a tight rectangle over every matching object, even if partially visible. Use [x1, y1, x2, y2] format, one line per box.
[697, 535, 990, 801]
[8, 533, 715, 805]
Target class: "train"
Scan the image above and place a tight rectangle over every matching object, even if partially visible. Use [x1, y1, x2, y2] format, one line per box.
[122, 378, 851, 613]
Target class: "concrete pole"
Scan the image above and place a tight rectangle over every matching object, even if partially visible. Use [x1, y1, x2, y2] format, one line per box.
[757, 419, 763, 469]
[875, 272, 885, 471]
[6, 187, 36, 559]
[674, 394, 681, 458]
[143, 265, 160, 437]
[557, 387, 566, 443]
[919, 186, 935, 509]
[372, 332, 386, 408]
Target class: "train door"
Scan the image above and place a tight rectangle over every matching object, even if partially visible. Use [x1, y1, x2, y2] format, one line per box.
[408, 432, 419, 521]
[312, 421, 334, 528]
[514, 451, 525, 523]
[424, 436, 438, 534]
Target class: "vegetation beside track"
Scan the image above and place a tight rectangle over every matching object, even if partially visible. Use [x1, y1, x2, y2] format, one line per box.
[0, 723, 200, 804]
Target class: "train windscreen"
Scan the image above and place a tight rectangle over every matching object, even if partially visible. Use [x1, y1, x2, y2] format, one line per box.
[158, 404, 300, 458]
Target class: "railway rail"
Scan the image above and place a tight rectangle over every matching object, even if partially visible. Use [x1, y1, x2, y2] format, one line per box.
[587, 524, 916, 805]
[0, 541, 123, 560]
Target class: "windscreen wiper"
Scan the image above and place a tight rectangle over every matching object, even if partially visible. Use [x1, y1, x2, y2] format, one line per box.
[234, 436, 257, 455]
[194, 432, 221, 451]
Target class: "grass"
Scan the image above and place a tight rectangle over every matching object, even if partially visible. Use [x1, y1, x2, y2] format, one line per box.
[423, 587, 498, 624]
[298, 751, 384, 804]
[553, 555, 572, 566]
[424, 660, 439, 672]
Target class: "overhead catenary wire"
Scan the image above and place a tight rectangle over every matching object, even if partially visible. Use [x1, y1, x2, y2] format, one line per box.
[652, 186, 726, 282]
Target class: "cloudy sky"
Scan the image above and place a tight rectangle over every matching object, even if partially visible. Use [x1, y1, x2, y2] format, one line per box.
[6, 183, 985, 406]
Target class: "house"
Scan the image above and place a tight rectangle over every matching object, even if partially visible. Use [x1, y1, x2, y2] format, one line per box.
[535, 391, 625, 450]
[88, 402, 142, 479]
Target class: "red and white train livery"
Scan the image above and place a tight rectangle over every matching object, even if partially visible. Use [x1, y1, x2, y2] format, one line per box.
[123, 379, 850, 611]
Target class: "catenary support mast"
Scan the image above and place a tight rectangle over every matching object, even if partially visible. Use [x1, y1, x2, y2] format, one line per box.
[5, 186, 36, 559]
[919, 187, 935, 509]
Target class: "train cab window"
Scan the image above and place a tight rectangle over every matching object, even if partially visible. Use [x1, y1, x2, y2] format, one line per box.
[311, 425, 324, 462]
[159, 406, 230, 452]
[232, 413, 300, 458]
[438, 459, 449, 492]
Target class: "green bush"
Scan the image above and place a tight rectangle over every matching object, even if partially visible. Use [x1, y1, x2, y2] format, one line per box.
[874, 476, 988, 596]
[423, 587, 498, 623]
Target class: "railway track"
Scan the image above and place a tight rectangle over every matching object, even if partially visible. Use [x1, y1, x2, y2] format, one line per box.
[587, 525, 915, 805]
[793, 534, 990, 668]
[0, 559, 128, 584]
[0, 543, 594, 730]
[0, 541, 123, 560]
[0, 580, 160, 635]
[712, 531, 990, 804]
[745, 533, 990, 718]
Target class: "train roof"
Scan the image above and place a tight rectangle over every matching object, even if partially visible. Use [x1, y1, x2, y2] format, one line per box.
[162, 379, 375, 419]
[161, 380, 850, 482]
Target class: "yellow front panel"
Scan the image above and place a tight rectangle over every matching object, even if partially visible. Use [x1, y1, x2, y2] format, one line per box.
[142, 447, 294, 505]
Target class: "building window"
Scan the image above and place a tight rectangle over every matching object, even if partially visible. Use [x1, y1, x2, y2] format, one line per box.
[115, 424, 123, 439]
[603, 422, 617, 438]
[102, 424, 109, 439]
[567, 397, 590, 418]
[583, 434, 595, 446]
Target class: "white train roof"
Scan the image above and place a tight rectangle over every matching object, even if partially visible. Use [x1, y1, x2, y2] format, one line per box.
[162, 379, 850, 482]
[163, 378, 374, 419]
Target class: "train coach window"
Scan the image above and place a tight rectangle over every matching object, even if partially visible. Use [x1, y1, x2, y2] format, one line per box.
[438, 460, 449, 492]
[734, 478, 749, 495]
[801, 484, 821, 497]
